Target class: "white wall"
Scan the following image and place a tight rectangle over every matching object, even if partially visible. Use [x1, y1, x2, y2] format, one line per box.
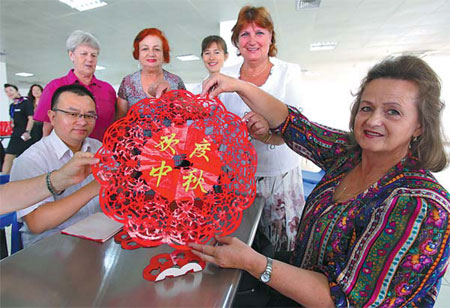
[301, 55, 450, 135]
[1, 61, 10, 149]
[0, 61, 8, 121]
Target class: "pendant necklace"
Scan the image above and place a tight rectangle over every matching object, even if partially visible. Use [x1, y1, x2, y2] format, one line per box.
[240, 61, 270, 78]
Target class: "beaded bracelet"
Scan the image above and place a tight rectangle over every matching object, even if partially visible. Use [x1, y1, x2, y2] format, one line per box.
[46, 171, 65, 196]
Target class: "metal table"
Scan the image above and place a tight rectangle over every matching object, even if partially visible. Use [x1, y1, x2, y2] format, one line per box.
[0, 198, 263, 307]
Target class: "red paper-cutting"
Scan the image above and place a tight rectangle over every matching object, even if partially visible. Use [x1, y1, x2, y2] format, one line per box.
[0, 121, 12, 136]
[92, 90, 256, 281]
[143, 250, 206, 281]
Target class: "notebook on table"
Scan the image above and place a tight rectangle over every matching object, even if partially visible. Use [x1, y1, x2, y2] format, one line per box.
[62, 212, 123, 243]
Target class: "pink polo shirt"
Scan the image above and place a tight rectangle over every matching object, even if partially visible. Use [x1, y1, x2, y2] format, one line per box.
[34, 69, 117, 141]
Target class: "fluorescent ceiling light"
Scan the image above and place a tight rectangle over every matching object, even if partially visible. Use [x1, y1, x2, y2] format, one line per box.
[15, 72, 34, 77]
[176, 54, 200, 62]
[59, 0, 107, 11]
[296, 0, 321, 10]
[304, 71, 320, 77]
[310, 42, 337, 51]
[96, 65, 106, 70]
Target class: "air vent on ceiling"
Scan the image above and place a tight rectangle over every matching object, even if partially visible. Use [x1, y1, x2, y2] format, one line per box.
[296, 0, 321, 10]
[310, 41, 337, 51]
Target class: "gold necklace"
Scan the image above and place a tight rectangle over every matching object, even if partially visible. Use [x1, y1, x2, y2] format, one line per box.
[334, 165, 382, 202]
[240, 61, 270, 78]
[334, 171, 356, 201]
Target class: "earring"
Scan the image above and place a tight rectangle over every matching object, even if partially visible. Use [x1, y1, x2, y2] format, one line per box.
[409, 136, 417, 150]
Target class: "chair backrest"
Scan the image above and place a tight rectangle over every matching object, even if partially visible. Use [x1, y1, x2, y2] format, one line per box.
[302, 169, 325, 184]
[0, 212, 23, 254]
[0, 174, 10, 184]
[0, 175, 22, 255]
[302, 169, 325, 199]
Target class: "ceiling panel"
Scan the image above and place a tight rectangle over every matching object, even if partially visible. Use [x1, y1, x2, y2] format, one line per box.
[1, 0, 449, 88]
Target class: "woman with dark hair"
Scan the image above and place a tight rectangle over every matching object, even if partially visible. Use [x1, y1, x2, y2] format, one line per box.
[192, 55, 450, 307]
[116, 28, 186, 119]
[191, 35, 229, 95]
[27, 84, 43, 110]
[27, 84, 44, 142]
[2, 84, 34, 174]
[200, 35, 229, 75]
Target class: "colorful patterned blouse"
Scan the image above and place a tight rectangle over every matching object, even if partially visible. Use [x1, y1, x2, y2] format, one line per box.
[276, 107, 450, 307]
[118, 69, 186, 107]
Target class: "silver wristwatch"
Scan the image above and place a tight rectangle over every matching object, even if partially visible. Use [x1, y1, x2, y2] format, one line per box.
[260, 257, 273, 283]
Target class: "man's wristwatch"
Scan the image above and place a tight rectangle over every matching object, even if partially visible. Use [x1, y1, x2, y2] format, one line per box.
[260, 257, 273, 283]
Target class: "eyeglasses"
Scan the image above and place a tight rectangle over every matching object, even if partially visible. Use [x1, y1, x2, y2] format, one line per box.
[53, 109, 98, 121]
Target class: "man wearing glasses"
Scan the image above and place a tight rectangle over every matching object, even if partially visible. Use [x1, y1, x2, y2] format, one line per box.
[11, 84, 102, 248]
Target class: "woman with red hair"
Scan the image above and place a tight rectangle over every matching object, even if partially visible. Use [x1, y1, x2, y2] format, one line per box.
[222, 5, 306, 261]
[116, 28, 186, 118]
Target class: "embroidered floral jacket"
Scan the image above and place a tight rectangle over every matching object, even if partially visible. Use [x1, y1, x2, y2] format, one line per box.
[276, 108, 450, 307]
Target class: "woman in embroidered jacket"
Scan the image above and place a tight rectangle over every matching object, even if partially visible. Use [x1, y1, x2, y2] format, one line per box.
[190, 55, 450, 307]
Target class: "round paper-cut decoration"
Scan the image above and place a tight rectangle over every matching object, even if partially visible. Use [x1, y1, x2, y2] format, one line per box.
[92, 90, 257, 250]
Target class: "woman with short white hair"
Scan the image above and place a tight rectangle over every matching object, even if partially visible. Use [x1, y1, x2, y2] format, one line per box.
[33, 30, 117, 141]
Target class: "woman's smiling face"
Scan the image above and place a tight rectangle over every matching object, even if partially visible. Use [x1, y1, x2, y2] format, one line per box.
[202, 42, 228, 74]
[138, 35, 164, 70]
[237, 22, 272, 62]
[354, 78, 422, 159]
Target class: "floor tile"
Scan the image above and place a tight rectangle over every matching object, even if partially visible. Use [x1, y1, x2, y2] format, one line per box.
[435, 285, 450, 308]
